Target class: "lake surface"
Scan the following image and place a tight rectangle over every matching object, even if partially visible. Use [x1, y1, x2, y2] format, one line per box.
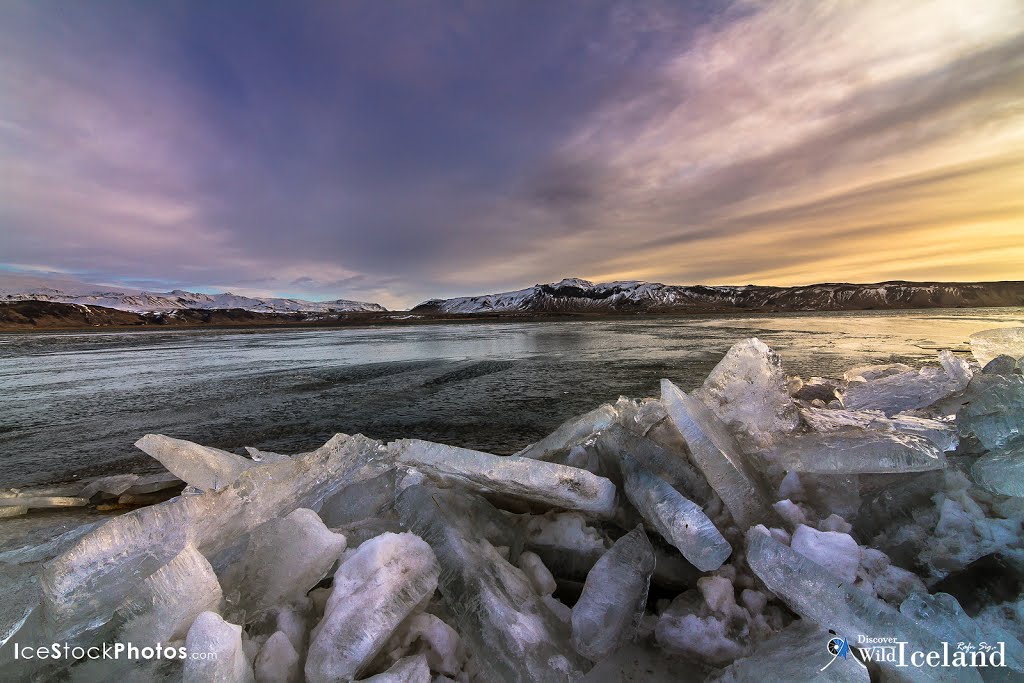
[2, 308, 1023, 487]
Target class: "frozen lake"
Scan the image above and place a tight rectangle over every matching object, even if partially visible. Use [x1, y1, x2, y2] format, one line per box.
[2, 308, 1023, 487]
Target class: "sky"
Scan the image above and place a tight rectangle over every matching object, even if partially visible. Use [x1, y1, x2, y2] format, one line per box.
[1, 1, 1022, 309]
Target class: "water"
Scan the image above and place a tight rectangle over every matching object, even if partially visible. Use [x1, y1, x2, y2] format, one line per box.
[1, 308, 1022, 487]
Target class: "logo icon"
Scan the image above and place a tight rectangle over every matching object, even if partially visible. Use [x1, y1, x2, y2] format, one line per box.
[822, 629, 868, 672]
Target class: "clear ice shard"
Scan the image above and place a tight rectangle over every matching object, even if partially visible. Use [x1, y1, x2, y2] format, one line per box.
[694, 338, 800, 449]
[619, 453, 730, 571]
[37, 433, 384, 644]
[117, 543, 223, 644]
[397, 485, 589, 682]
[768, 430, 946, 474]
[745, 527, 980, 683]
[183, 611, 255, 683]
[841, 351, 972, 416]
[135, 433, 255, 491]
[971, 442, 1024, 498]
[319, 467, 398, 527]
[305, 532, 439, 683]
[227, 508, 347, 617]
[358, 654, 431, 682]
[957, 374, 1024, 451]
[514, 404, 619, 461]
[571, 525, 655, 661]
[900, 592, 1024, 674]
[393, 438, 616, 518]
[595, 424, 712, 503]
[799, 406, 958, 452]
[969, 327, 1024, 366]
[661, 379, 779, 529]
[712, 620, 869, 683]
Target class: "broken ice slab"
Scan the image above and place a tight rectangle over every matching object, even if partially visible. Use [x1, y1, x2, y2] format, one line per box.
[694, 338, 800, 450]
[799, 406, 958, 452]
[745, 527, 981, 683]
[620, 453, 731, 571]
[982, 355, 1021, 375]
[595, 424, 712, 503]
[358, 654, 430, 682]
[123, 471, 185, 495]
[305, 532, 439, 683]
[116, 542, 223, 644]
[0, 496, 88, 509]
[135, 434, 255, 491]
[900, 592, 1024, 674]
[319, 468, 398, 527]
[183, 611, 254, 683]
[957, 374, 1024, 451]
[661, 379, 779, 529]
[515, 404, 620, 461]
[37, 433, 385, 644]
[78, 474, 139, 500]
[768, 429, 946, 474]
[393, 438, 616, 518]
[571, 525, 655, 661]
[712, 620, 869, 683]
[228, 508, 347, 618]
[397, 485, 590, 682]
[0, 506, 27, 518]
[970, 327, 1024, 367]
[971, 442, 1024, 498]
[841, 351, 972, 416]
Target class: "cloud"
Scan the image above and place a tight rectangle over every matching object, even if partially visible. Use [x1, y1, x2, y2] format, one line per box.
[0, 0, 1022, 307]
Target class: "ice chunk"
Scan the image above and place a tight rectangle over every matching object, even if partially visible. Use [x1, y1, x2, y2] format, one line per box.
[768, 430, 946, 474]
[620, 453, 731, 571]
[518, 551, 557, 595]
[0, 496, 87, 509]
[184, 611, 254, 683]
[397, 485, 589, 682]
[841, 352, 972, 415]
[118, 543, 223, 644]
[790, 525, 860, 583]
[228, 508, 347, 617]
[661, 379, 779, 529]
[515, 404, 619, 461]
[524, 512, 608, 582]
[305, 532, 439, 683]
[38, 433, 384, 643]
[971, 442, 1024, 498]
[571, 525, 655, 661]
[745, 527, 980, 683]
[595, 424, 712, 503]
[123, 471, 184, 495]
[713, 620, 869, 683]
[358, 654, 431, 682]
[695, 338, 800, 449]
[844, 363, 913, 382]
[255, 631, 301, 683]
[900, 592, 1024, 673]
[799, 406, 958, 451]
[135, 434, 254, 491]
[393, 439, 616, 518]
[982, 354, 1021, 375]
[78, 474, 139, 500]
[957, 374, 1024, 451]
[378, 613, 465, 678]
[970, 327, 1024, 366]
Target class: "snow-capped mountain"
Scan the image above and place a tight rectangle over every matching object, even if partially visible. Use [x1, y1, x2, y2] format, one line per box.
[413, 278, 1024, 314]
[0, 286, 387, 313]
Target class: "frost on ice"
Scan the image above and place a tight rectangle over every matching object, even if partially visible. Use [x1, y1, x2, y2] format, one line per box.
[2, 331, 1023, 681]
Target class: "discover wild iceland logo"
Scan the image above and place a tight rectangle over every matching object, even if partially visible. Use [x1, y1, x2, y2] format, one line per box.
[820, 629, 1008, 674]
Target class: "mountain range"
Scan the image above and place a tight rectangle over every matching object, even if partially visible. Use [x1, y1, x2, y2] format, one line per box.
[412, 278, 1024, 314]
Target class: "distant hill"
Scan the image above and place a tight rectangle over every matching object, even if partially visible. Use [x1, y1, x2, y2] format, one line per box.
[0, 285, 387, 314]
[413, 278, 1024, 314]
